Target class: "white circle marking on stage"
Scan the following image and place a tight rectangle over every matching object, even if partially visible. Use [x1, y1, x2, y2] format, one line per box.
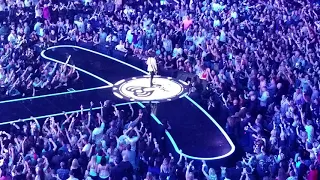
[117, 77, 184, 101]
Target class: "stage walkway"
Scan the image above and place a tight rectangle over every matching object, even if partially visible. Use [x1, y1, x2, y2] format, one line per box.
[1, 45, 235, 162]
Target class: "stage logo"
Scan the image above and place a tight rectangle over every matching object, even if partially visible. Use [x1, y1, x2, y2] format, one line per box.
[113, 76, 188, 102]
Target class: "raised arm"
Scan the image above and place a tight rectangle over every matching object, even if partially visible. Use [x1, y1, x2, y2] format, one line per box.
[100, 101, 104, 120]
[80, 105, 84, 117]
[62, 112, 72, 126]
[185, 160, 194, 180]
[21, 137, 27, 155]
[30, 116, 40, 132]
[1, 130, 11, 140]
[68, 117, 76, 132]
[305, 141, 313, 153]
[122, 127, 131, 136]
[139, 122, 144, 132]
[113, 105, 120, 119]
[177, 150, 183, 165]
[65, 130, 72, 145]
[296, 125, 302, 139]
[129, 103, 134, 119]
[298, 106, 307, 127]
[201, 161, 209, 178]
[49, 138, 57, 151]
[0, 136, 4, 156]
[12, 122, 20, 130]
[13, 137, 21, 152]
[87, 144, 95, 158]
[248, 122, 259, 133]
[43, 156, 49, 170]
[86, 126, 92, 142]
[132, 127, 141, 142]
[86, 111, 92, 128]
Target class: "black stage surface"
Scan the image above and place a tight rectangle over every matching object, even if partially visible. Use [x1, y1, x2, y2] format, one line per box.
[1, 45, 235, 164]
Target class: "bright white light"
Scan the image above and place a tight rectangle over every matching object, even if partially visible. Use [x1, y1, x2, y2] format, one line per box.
[118, 77, 183, 101]
[179, 79, 188, 86]
[115, 79, 125, 86]
[113, 92, 123, 99]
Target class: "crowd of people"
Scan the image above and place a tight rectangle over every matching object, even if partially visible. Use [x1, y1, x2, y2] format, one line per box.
[0, 33, 79, 99]
[192, 0, 320, 180]
[0, 101, 190, 180]
[0, 0, 83, 100]
[0, 0, 319, 179]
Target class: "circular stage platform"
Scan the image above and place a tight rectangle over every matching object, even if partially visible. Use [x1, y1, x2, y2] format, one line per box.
[112, 75, 189, 103]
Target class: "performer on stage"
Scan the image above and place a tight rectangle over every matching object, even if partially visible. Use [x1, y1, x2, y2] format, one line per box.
[146, 51, 157, 87]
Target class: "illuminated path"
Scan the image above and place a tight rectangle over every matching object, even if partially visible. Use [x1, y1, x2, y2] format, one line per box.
[0, 45, 235, 161]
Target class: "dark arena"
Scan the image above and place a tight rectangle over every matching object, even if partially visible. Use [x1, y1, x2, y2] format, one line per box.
[0, 0, 319, 179]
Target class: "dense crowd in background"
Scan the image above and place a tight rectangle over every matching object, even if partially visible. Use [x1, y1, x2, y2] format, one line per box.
[0, 0, 319, 179]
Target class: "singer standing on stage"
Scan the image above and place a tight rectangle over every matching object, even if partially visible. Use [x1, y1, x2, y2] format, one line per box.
[146, 53, 157, 87]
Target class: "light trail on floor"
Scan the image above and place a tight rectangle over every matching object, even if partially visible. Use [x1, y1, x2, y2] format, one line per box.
[0, 85, 112, 104]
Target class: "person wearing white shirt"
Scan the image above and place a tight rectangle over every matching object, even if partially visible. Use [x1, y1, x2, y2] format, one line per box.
[24, 0, 31, 7]
[92, 121, 105, 144]
[219, 27, 226, 42]
[125, 28, 133, 44]
[16, 0, 24, 7]
[0, 2, 6, 11]
[115, 40, 127, 52]
[160, 0, 167, 5]
[146, 52, 157, 87]
[172, 44, 183, 58]
[259, 87, 269, 107]
[105, 33, 112, 43]
[35, 4, 42, 18]
[231, 12, 237, 19]
[211, 2, 225, 12]
[7, 30, 16, 44]
[39, 26, 44, 37]
[74, 17, 85, 33]
[67, 172, 79, 180]
[300, 105, 314, 143]
[162, 35, 172, 52]
[81, 136, 91, 156]
[34, 21, 42, 34]
[83, 0, 92, 5]
[213, 16, 221, 27]
[286, 171, 298, 180]
[305, 122, 314, 143]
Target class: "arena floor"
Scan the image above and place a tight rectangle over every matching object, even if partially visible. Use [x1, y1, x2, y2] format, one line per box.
[1, 45, 235, 162]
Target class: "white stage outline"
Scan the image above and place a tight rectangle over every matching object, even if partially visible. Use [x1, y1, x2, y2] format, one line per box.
[0, 85, 112, 104]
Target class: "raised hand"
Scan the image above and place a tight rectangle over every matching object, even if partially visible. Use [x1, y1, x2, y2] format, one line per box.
[188, 160, 194, 167]
[202, 160, 207, 166]
[169, 153, 173, 159]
